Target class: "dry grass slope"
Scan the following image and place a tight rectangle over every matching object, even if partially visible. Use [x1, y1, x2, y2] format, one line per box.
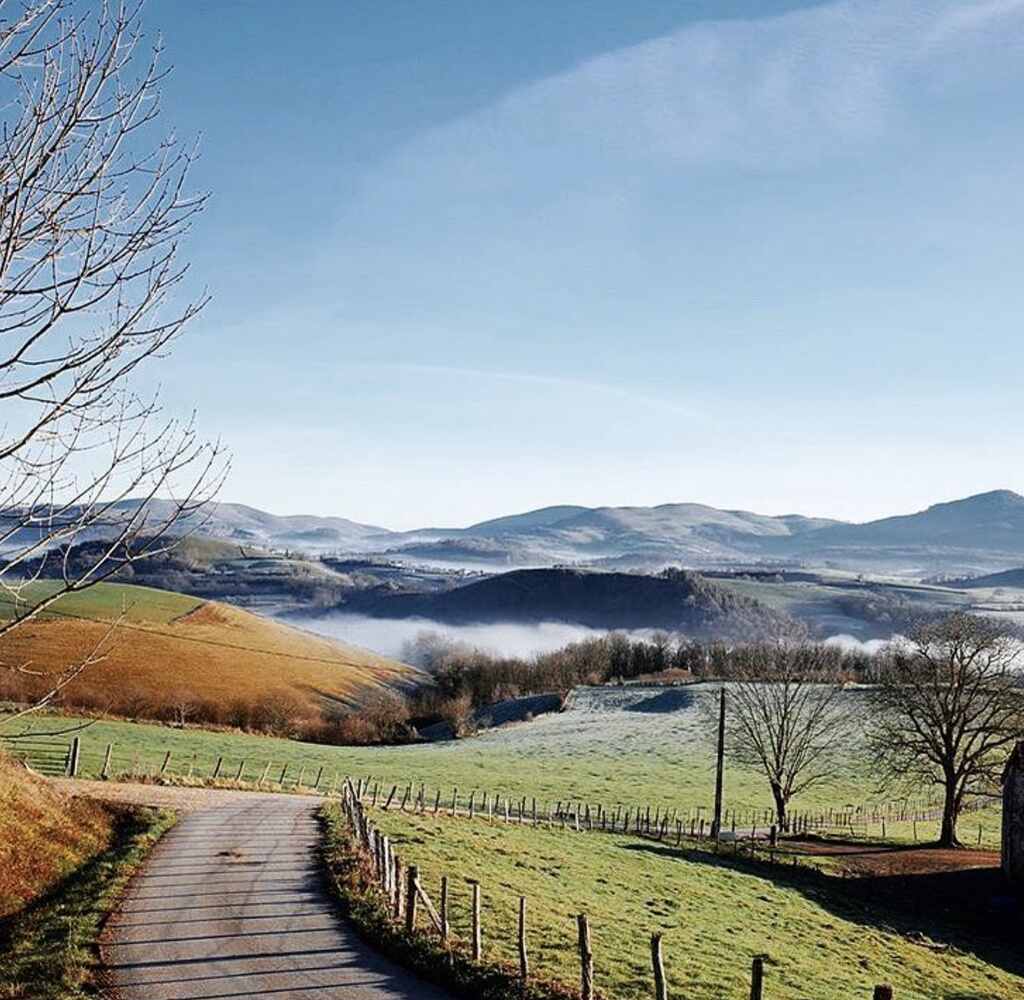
[0, 581, 420, 725]
[0, 755, 115, 919]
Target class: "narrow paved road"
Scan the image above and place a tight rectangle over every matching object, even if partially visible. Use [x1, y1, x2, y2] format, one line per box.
[97, 789, 452, 1000]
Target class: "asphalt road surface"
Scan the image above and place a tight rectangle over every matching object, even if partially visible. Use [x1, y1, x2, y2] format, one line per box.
[99, 790, 452, 1000]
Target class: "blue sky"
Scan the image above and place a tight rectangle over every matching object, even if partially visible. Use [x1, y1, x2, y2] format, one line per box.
[144, 0, 1024, 529]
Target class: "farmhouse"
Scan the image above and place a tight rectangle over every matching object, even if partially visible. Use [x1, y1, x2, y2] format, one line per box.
[1002, 741, 1024, 885]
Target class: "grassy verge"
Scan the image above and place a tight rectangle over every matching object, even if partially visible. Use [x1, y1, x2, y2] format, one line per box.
[320, 801, 577, 1000]
[358, 806, 1022, 1000]
[0, 806, 175, 999]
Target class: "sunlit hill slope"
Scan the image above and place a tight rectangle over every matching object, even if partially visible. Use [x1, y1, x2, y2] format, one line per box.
[0, 582, 420, 728]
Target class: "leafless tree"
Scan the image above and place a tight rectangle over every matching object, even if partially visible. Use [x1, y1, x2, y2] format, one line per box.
[0, 1, 225, 731]
[709, 637, 855, 830]
[868, 613, 1024, 847]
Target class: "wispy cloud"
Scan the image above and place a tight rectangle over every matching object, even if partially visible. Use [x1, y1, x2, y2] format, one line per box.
[369, 0, 1024, 185]
[351, 362, 702, 420]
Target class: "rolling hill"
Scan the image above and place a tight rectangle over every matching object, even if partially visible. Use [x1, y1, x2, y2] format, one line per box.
[8, 489, 1024, 578]
[0, 581, 421, 729]
[343, 567, 791, 636]
[0, 499, 389, 555]
[383, 490, 1024, 575]
[945, 566, 1024, 589]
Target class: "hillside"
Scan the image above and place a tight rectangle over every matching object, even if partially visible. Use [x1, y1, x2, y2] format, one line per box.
[0, 581, 421, 729]
[773, 490, 1024, 572]
[10, 489, 1024, 577]
[0, 499, 390, 555]
[0, 754, 116, 920]
[946, 566, 1024, 589]
[343, 567, 790, 636]
[15, 536, 361, 613]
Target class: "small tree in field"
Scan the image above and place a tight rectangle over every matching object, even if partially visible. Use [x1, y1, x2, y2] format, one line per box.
[711, 638, 853, 830]
[869, 614, 1024, 847]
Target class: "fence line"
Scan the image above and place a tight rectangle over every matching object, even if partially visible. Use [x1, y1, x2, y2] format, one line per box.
[1, 734, 77, 777]
[337, 779, 898, 1000]
[8, 736, 997, 845]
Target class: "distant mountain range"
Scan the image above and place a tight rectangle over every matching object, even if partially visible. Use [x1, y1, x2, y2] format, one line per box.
[11, 490, 1024, 578]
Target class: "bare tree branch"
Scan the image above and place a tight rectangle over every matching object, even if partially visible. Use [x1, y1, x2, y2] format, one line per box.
[705, 634, 856, 830]
[0, 0, 226, 726]
[868, 613, 1024, 847]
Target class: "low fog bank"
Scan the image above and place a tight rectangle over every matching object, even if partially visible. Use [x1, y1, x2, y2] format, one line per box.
[285, 613, 613, 661]
[822, 633, 898, 655]
[283, 612, 902, 665]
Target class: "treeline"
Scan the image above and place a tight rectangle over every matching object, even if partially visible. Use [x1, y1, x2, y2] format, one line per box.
[318, 630, 880, 745]
[409, 631, 876, 708]
[0, 625, 879, 748]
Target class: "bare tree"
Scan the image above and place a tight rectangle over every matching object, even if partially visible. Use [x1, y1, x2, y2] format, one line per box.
[0, 1, 225, 730]
[868, 613, 1024, 847]
[710, 638, 854, 830]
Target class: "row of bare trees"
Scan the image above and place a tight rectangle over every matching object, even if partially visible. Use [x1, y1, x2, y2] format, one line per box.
[0, 1, 224, 731]
[714, 614, 1022, 847]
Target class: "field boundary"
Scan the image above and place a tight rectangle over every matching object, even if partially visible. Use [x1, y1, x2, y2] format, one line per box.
[10, 731, 996, 846]
[332, 781, 904, 1000]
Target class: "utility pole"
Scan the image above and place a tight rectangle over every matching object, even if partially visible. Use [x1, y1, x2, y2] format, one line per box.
[711, 685, 726, 841]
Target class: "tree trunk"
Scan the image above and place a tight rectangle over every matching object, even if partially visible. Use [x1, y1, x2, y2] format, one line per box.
[938, 779, 962, 848]
[770, 781, 787, 832]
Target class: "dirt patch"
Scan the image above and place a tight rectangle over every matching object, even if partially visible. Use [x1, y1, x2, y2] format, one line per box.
[791, 838, 1000, 878]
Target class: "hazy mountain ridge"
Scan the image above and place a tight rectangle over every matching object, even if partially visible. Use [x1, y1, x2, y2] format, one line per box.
[12, 490, 1024, 577]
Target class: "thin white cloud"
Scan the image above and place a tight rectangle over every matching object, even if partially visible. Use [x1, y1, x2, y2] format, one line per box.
[350, 361, 701, 420]
[367, 0, 1024, 186]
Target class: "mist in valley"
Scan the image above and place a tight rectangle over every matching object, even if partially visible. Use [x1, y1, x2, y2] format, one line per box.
[285, 611, 899, 666]
[286, 613, 614, 662]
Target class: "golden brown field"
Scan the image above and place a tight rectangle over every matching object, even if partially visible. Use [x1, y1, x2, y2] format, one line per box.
[0, 583, 419, 728]
[0, 754, 114, 919]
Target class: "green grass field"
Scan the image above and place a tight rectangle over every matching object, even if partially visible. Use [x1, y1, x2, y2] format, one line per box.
[6, 689, 1002, 850]
[326, 805, 1019, 1000]
[0, 580, 202, 624]
[4, 685, 1012, 999]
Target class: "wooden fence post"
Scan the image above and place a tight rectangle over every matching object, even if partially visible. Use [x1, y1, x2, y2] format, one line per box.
[392, 857, 403, 920]
[211, 756, 223, 780]
[314, 766, 324, 790]
[518, 895, 529, 982]
[66, 736, 81, 778]
[471, 882, 482, 961]
[406, 866, 419, 933]
[651, 933, 667, 1000]
[381, 836, 391, 893]
[440, 876, 449, 941]
[577, 914, 594, 1000]
[873, 987, 893, 1000]
[160, 750, 172, 774]
[750, 956, 764, 1000]
[235, 760, 246, 781]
